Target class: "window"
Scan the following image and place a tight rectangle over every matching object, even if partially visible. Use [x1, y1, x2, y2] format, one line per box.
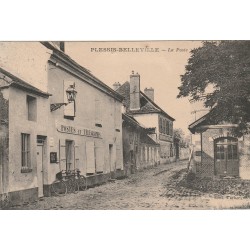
[162, 119, 166, 134]
[215, 145, 225, 160]
[215, 137, 238, 160]
[169, 122, 173, 136]
[159, 117, 163, 133]
[21, 133, 31, 173]
[166, 121, 170, 135]
[27, 95, 37, 121]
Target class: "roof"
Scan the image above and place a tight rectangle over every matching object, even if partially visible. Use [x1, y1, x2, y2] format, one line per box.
[188, 114, 208, 134]
[41, 42, 124, 102]
[140, 132, 159, 146]
[122, 113, 159, 146]
[0, 67, 51, 98]
[116, 82, 175, 121]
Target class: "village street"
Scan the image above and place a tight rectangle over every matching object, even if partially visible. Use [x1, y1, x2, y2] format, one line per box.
[8, 161, 250, 210]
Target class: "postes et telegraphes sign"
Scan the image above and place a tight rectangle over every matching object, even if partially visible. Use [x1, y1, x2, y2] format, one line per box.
[56, 124, 102, 139]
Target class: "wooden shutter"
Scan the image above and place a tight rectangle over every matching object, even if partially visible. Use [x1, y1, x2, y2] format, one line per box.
[86, 141, 95, 174]
[74, 145, 79, 170]
[59, 139, 66, 170]
[64, 80, 75, 117]
[95, 143, 104, 172]
[116, 144, 122, 169]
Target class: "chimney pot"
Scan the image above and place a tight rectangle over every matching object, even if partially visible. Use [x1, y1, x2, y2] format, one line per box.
[113, 82, 121, 91]
[130, 71, 140, 110]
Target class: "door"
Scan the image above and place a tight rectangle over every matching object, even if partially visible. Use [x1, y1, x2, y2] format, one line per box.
[66, 140, 74, 171]
[214, 137, 239, 176]
[37, 143, 44, 197]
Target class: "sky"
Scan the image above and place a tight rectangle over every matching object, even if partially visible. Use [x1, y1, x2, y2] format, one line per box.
[66, 41, 202, 135]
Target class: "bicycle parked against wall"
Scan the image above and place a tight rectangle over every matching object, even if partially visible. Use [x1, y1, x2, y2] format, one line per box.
[51, 170, 68, 196]
[51, 169, 81, 196]
[65, 169, 79, 194]
[75, 169, 87, 191]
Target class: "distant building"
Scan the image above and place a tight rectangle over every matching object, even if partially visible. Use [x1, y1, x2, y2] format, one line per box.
[122, 113, 159, 175]
[115, 71, 176, 164]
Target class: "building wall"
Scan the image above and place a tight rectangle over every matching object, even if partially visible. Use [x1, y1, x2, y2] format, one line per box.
[47, 64, 123, 185]
[122, 124, 140, 175]
[133, 113, 159, 133]
[8, 87, 49, 194]
[0, 42, 51, 92]
[132, 113, 174, 164]
[192, 127, 250, 179]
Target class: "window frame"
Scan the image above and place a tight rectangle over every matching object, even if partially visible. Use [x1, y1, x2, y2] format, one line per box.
[21, 133, 32, 173]
[27, 95, 37, 122]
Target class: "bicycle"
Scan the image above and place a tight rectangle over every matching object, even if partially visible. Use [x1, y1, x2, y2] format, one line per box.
[50, 171, 68, 196]
[76, 169, 87, 191]
[65, 169, 79, 194]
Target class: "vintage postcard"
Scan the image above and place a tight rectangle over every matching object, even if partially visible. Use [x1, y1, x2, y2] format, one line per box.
[0, 41, 250, 210]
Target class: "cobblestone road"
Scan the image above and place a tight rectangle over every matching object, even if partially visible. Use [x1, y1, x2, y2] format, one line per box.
[10, 161, 250, 210]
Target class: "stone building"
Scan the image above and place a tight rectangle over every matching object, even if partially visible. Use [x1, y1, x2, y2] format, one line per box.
[189, 114, 250, 179]
[115, 71, 176, 164]
[0, 42, 124, 205]
[122, 113, 159, 175]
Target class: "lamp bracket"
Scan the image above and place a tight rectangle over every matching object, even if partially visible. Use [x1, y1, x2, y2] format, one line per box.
[50, 103, 68, 112]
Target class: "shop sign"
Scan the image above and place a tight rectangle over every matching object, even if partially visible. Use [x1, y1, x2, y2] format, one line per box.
[57, 124, 102, 139]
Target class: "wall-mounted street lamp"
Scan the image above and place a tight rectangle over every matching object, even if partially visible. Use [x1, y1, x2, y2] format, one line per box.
[50, 83, 77, 112]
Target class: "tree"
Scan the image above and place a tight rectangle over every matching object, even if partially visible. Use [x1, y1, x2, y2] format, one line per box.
[177, 41, 250, 136]
[174, 128, 190, 147]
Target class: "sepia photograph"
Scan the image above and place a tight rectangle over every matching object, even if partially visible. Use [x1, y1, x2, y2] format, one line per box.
[1, 40, 250, 210]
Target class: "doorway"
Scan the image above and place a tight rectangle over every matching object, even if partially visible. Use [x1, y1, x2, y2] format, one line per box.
[37, 136, 46, 197]
[66, 140, 74, 171]
[214, 137, 239, 176]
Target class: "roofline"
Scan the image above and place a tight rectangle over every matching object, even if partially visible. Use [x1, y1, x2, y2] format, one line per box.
[122, 113, 141, 127]
[41, 42, 124, 102]
[188, 115, 207, 129]
[0, 67, 51, 98]
[140, 91, 175, 121]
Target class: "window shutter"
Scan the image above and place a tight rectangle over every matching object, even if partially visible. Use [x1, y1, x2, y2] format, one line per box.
[74, 145, 79, 170]
[116, 145, 122, 169]
[86, 141, 95, 174]
[59, 140, 66, 170]
[64, 80, 75, 117]
[159, 117, 162, 133]
[95, 143, 104, 172]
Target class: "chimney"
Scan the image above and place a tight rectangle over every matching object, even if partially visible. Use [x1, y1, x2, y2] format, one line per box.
[59, 42, 65, 52]
[144, 87, 154, 101]
[113, 82, 121, 91]
[130, 71, 140, 110]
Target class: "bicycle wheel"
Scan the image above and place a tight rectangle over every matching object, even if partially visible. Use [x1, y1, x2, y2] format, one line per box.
[72, 179, 79, 194]
[78, 176, 87, 191]
[51, 180, 67, 196]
